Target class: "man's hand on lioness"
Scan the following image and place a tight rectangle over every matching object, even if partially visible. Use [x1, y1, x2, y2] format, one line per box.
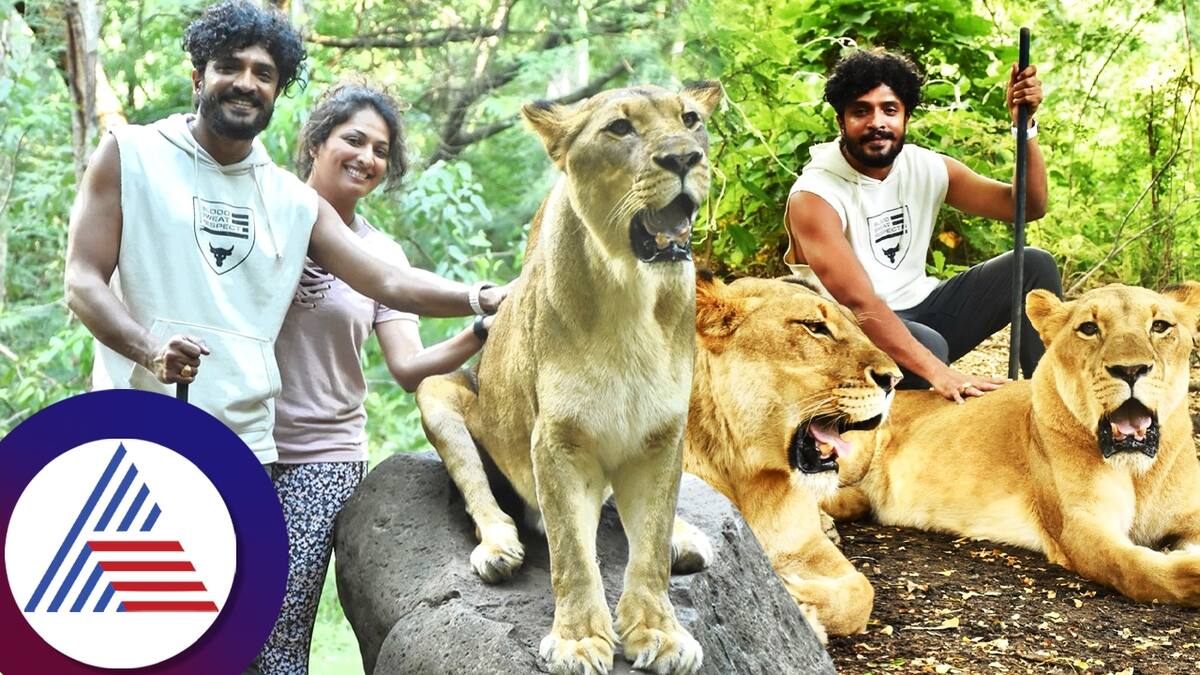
[479, 281, 514, 315]
[929, 364, 1006, 404]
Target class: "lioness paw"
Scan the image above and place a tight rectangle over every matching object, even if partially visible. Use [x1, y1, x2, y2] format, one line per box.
[539, 632, 615, 675]
[820, 510, 842, 546]
[798, 603, 829, 645]
[1169, 554, 1200, 606]
[670, 520, 713, 574]
[469, 522, 524, 584]
[619, 624, 703, 675]
[780, 574, 830, 644]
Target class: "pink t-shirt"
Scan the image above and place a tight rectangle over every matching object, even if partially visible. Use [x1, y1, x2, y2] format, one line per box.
[272, 216, 418, 463]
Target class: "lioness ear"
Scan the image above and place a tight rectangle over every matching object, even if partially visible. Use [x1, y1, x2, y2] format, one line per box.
[1026, 289, 1068, 344]
[522, 100, 570, 169]
[1163, 281, 1200, 333]
[696, 274, 745, 353]
[682, 80, 723, 119]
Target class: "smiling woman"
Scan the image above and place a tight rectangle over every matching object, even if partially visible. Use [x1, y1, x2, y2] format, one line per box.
[252, 83, 495, 674]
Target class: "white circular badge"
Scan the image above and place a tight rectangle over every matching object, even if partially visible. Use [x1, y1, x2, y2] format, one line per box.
[5, 438, 236, 668]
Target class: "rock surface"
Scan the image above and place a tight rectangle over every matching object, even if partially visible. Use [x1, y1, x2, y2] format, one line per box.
[335, 451, 833, 674]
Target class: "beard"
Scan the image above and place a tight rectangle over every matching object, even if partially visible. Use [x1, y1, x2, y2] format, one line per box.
[196, 85, 274, 141]
[840, 128, 906, 169]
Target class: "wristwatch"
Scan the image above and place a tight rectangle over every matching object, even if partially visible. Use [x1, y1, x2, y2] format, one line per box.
[473, 315, 489, 342]
[468, 281, 496, 315]
[1011, 118, 1037, 139]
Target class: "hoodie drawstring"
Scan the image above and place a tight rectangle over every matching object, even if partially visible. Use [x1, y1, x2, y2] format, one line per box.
[252, 164, 282, 259]
[177, 113, 283, 260]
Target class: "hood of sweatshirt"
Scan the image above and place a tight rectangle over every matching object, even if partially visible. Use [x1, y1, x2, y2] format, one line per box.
[155, 113, 283, 257]
[801, 140, 907, 215]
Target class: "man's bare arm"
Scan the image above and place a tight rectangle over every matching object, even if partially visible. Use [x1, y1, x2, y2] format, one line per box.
[307, 199, 506, 316]
[787, 191, 1000, 402]
[788, 192, 941, 375]
[64, 135, 208, 384]
[944, 64, 1047, 222]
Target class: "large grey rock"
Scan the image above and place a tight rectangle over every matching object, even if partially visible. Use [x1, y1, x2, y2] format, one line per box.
[335, 451, 833, 675]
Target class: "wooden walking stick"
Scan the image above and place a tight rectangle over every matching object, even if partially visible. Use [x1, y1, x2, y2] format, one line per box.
[1008, 27, 1031, 380]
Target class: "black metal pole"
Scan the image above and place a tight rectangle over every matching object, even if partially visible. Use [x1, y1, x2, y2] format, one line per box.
[177, 382, 189, 403]
[1008, 27, 1031, 380]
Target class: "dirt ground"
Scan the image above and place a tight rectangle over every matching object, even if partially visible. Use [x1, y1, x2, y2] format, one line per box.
[824, 334, 1200, 674]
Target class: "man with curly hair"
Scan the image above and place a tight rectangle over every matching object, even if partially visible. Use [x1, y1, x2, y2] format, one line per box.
[65, 0, 507, 463]
[784, 48, 1060, 401]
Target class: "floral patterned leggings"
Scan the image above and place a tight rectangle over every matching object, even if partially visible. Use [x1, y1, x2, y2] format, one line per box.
[251, 461, 367, 675]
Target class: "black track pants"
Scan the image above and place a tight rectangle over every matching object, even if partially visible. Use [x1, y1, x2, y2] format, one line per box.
[894, 248, 1061, 390]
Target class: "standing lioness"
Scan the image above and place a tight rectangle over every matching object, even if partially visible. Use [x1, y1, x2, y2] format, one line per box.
[417, 82, 722, 675]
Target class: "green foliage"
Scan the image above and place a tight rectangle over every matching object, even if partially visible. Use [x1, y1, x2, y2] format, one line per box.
[0, 2, 76, 308]
[677, 0, 1004, 276]
[386, 160, 516, 281]
[1, 0, 1197, 668]
[0, 307, 92, 431]
[1029, 2, 1200, 291]
[675, 0, 1200, 293]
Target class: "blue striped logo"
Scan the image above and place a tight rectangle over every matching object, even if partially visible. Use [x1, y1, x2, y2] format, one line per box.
[23, 443, 218, 615]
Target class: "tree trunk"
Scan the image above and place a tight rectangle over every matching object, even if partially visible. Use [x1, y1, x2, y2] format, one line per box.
[56, 0, 125, 187]
[62, 0, 101, 186]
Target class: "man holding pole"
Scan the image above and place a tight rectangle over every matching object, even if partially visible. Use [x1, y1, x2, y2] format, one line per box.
[784, 48, 1058, 402]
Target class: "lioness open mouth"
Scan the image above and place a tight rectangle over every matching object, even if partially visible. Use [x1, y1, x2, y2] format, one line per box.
[788, 414, 883, 474]
[1097, 398, 1160, 458]
[629, 194, 696, 263]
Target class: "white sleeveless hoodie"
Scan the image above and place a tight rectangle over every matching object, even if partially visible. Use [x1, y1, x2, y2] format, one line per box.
[783, 141, 947, 311]
[92, 113, 318, 463]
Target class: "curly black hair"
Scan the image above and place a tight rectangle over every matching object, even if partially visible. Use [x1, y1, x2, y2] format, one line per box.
[825, 49, 923, 117]
[296, 83, 408, 191]
[183, 0, 306, 97]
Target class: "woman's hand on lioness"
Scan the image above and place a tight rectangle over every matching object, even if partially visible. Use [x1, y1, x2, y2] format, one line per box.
[930, 365, 1006, 404]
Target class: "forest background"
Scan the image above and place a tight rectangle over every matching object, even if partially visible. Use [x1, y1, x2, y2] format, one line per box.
[0, 0, 1196, 670]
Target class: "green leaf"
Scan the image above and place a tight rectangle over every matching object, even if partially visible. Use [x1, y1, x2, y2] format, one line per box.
[725, 223, 759, 257]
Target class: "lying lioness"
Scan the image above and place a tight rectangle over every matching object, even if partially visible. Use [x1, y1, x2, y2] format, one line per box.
[684, 273, 900, 640]
[416, 82, 723, 675]
[828, 283, 1200, 606]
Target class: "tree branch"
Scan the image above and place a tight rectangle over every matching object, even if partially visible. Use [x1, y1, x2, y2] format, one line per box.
[1065, 145, 1188, 294]
[0, 129, 27, 222]
[310, 2, 660, 165]
[1067, 197, 1199, 294]
[427, 58, 635, 166]
[548, 59, 633, 106]
[307, 26, 506, 50]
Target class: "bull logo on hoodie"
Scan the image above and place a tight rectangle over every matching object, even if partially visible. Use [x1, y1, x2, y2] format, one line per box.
[209, 244, 235, 267]
[193, 197, 255, 274]
[867, 205, 910, 270]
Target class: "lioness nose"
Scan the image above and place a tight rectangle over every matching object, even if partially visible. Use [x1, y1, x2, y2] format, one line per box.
[869, 369, 895, 393]
[1106, 363, 1151, 387]
[654, 151, 702, 178]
